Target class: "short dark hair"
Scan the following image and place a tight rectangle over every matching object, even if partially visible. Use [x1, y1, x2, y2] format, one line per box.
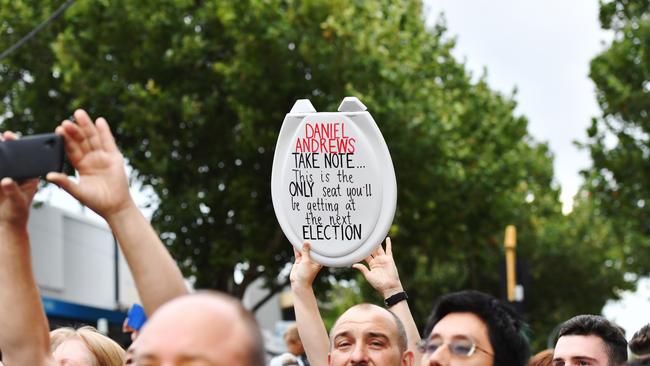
[557, 315, 627, 366]
[630, 324, 650, 356]
[330, 303, 408, 354]
[424, 290, 530, 366]
[627, 359, 650, 366]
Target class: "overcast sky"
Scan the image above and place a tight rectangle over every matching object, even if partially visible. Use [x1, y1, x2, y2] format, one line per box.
[423, 0, 649, 338]
[424, 0, 607, 213]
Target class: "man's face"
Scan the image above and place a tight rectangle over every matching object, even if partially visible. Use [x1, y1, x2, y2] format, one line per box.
[420, 312, 494, 366]
[133, 295, 252, 366]
[328, 305, 412, 366]
[553, 335, 610, 366]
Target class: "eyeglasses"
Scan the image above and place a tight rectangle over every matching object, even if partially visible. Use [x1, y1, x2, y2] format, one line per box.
[416, 336, 494, 357]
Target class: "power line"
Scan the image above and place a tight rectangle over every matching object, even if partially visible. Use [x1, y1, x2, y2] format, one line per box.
[0, 0, 76, 61]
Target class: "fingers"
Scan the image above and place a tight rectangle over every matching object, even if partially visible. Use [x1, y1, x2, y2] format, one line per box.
[59, 121, 88, 161]
[96, 117, 118, 153]
[1, 177, 17, 192]
[46, 172, 81, 200]
[302, 241, 312, 259]
[75, 109, 102, 152]
[363, 254, 373, 266]
[300, 242, 322, 269]
[293, 246, 302, 263]
[0, 178, 23, 205]
[352, 263, 370, 277]
[385, 237, 393, 257]
[22, 178, 39, 198]
[2, 131, 18, 141]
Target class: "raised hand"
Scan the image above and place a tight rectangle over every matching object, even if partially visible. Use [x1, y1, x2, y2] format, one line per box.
[46, 109, 133, 218]
[290, 242, 323, 289]
[0, 132, 38, 228]
[352, 237, 404, 298]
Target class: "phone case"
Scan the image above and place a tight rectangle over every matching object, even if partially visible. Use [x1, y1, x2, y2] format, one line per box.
[0, 133, 65, 180]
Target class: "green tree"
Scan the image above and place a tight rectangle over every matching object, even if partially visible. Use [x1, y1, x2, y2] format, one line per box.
[583, 0, 650, 275]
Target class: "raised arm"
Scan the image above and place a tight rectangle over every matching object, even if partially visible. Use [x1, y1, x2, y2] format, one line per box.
[289, 243, 329, 366]
[352, 237, 421, 360]
[0, 133, 53, 366]
[46, 110, 187, 316]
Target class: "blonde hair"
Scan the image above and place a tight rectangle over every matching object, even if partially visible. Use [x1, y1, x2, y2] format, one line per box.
[283, 324, 300, 342]
[50, 326, 125, 366]
[528, 349, 554, 366]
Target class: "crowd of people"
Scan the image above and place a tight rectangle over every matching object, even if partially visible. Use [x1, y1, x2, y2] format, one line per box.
[0, 110, 648, 366]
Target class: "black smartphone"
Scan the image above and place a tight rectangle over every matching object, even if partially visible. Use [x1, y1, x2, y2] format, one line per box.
[0, 133, 65, 180]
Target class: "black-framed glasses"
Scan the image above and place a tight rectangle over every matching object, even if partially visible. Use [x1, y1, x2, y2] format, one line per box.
[417, 336, 494, 357]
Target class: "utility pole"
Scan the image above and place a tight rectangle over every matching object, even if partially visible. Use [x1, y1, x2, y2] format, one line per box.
[504, 225, 517, 302]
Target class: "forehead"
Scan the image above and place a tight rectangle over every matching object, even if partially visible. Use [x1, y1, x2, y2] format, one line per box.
[429, 312, 490, 342]
[554, 335, 609, 362]
[135, 298, 250, 363]
[332, 306, 398, 338]
[52, 339, 95, 365]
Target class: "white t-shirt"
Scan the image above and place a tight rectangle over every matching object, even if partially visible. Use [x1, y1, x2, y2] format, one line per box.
[268, 353, 304, 366]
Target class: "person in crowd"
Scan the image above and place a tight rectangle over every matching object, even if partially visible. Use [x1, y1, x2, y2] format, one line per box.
[0, 111, 266, 365]
[0, 131, 61, 365]
[290, 240, 418, 366]
[630, 324, 650, 359]
[0, 128, 130, 365]
[50, 326, 125, 365]
[132, 291, 265, 365]
[552, 315, 627, 366]
[419, 290, 530, 366]
[270, 324, 309, 366]
[528, 349, 553, 366]
[53, 110, 266, 365]
[47, 109, 189, 317]
[284, 324, 310, 366]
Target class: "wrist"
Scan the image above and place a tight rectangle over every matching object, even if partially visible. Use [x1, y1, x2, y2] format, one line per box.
[380, 284, 404, 299]
[105, 199, 139, 224]
[290, 280, 315, 294]
[384, 291, 408, 308]
[0, 221, 29, 235]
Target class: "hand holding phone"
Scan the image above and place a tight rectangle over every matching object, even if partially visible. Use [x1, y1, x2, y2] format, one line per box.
[0, 133, 64, 180]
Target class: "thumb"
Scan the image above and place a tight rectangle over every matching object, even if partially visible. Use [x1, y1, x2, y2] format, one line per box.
[352, 263, 370, 277]
[46, 172, 82, 200]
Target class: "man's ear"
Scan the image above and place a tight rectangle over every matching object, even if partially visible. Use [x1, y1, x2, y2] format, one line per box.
[402, 350, 415, 366]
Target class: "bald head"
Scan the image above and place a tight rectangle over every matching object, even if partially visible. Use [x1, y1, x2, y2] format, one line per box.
[331, 303, 408, 353]
[134, 292, 264, 366]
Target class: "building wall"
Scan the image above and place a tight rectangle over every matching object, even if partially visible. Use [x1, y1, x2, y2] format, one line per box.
[28, 204, 139, 311]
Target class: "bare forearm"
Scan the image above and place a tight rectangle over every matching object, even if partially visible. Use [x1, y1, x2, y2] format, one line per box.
[380, 284, 421, 359]
[0, 227, 53, 365]
[291, 284, 329, 366]
[105, 202, 188, 316]
[388, 300, 421, 359]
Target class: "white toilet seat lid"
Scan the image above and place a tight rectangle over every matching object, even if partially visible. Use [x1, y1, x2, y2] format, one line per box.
[271, 98, 397, 267]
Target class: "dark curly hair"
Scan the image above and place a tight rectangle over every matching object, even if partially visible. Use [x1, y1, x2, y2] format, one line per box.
[630, 324, 650, 356]
[557, 315, 627, 366]
[423, 290, 530, 366]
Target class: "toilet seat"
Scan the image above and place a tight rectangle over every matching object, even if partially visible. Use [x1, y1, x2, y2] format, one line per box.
[271, 97, 397, 267]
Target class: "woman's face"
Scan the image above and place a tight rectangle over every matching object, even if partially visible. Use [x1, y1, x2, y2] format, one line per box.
[52, 339, 95, 366]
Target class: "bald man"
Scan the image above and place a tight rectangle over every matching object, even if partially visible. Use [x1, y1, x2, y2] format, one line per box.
[328, 304, 413, 366]
[133, 291, 265, 366]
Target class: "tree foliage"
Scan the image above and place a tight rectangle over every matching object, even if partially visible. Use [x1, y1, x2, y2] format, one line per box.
[583, 0, 650, 276]
[0, 0, 639, 349]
